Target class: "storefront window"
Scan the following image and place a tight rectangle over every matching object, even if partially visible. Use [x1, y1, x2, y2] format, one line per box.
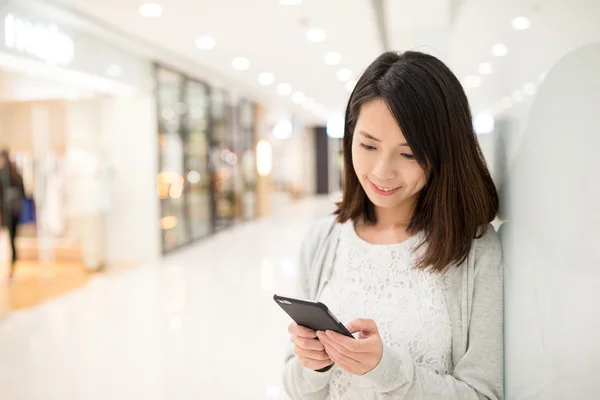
[156, 66, 188, 251]
[234, 100, 257, 219]
[184, 80, 212, 239]
[155, 65, 258, 252]
[210, 89, 236, 231]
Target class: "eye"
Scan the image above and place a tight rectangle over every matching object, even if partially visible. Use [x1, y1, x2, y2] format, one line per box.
[401, 153, 415, 160]
[359, 143, 376, 151]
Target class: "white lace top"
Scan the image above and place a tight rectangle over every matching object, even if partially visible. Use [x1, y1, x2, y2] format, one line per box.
[318, 221, 453, 399]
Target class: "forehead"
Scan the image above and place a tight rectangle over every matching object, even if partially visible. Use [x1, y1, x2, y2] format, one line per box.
[355, 98, 406, 142]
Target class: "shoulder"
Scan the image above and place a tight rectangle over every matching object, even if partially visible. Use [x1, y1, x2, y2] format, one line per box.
[302, 215, 338, 247]
[472, 224, 503, 276]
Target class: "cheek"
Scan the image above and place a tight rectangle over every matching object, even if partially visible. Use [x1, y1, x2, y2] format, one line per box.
[405, 164, 428, 190]
[351, 146, 367, 176]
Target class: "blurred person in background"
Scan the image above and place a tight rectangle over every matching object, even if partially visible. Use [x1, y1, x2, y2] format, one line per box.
[284, 51, 502, 399]
[0, 149, 25, 283]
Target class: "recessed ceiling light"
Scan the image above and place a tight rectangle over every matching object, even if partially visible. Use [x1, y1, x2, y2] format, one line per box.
[512, 90, 524, 102]
[306, 27, 326, 42]
[292, 91, 306, 104]
[277, 83, 293, 96]
[195, 36, 216, 50]
[232, 57, 250, 71]
[523, 82, 536, 95]
[106, 64, 122, 77]
[512, 16, 531, 30]
[324, 52, 341, 66]
[465, 75, 482, 88]
[478, 62, 493, 75]
[279, 0, 302, 4]
[491, 44, 508, 57]
[139, 3, 162, 18]
[258, 72, 274, 86]
[336, 68, 352, 82]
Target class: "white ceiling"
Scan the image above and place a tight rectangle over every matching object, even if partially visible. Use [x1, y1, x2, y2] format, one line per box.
[48, 0, 600, 122]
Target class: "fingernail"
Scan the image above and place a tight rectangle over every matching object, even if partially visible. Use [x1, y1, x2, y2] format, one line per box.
[326, 330, 334, 338]
[345, 323, 354, 331]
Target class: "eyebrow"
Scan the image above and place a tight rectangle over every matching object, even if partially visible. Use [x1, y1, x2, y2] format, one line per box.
[359, 130, 409, 147]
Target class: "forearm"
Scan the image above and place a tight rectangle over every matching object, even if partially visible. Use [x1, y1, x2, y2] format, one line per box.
[283, 355, 331, 400]
[355, 345, 502, 400]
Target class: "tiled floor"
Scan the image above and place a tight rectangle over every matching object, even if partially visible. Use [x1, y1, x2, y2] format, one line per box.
[0, 196, 337, 400]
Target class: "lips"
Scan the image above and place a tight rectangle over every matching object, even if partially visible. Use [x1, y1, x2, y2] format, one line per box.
[368, 178, 401, 196]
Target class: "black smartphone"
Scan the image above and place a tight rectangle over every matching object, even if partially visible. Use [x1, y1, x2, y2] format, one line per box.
[274, 294, 354, 338]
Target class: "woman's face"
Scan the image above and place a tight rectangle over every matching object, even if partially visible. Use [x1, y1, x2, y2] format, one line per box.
[352, 98, 427, 213]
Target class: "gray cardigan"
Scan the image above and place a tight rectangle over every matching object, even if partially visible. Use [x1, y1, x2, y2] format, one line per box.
[283, 216, 504, 399]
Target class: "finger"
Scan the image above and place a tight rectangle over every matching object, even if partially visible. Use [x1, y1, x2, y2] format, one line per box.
[346, 318, 379, 335]
[317, 331, 361, 362]
[292, 335, 325, 351]
[300, 357, 334, 371]
[294, 346, 331, 361]
[322, 342, 361, 374]
[288, 323, 316, 338]
[325, 330, 365, 353]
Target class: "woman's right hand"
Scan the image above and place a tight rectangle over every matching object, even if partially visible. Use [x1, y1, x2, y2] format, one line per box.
[288, 322, 333, 371]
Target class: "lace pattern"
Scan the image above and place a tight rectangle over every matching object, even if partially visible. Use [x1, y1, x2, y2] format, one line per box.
[318, 222, 453, 399]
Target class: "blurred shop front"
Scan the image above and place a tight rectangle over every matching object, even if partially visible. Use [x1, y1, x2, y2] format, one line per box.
[0, 1, 159, 279]
[155, 65, 258, 253]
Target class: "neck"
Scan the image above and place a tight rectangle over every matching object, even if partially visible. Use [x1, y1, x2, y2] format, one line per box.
[372, 200, 416, 229]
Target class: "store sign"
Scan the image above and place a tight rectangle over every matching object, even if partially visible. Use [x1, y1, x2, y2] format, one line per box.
[4, 13, 75, 66]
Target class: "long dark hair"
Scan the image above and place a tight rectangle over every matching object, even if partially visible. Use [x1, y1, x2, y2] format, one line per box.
[334, 51, 498, 272]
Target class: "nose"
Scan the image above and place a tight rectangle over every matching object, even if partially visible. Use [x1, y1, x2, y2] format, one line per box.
[372, 157, 397, 181]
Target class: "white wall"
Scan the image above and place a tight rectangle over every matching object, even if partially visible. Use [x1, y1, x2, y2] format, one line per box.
[99, 95, 160, 264]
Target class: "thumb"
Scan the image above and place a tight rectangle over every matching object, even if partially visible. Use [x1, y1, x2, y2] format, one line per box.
[346, 318, 379, 336]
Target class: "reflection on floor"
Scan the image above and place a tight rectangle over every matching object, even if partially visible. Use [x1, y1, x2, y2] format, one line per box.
[0, 261, 92, 311]
[0, 195, 336, 400]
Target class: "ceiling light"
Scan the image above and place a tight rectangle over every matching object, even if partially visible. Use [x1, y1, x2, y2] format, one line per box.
[501, 96, 513, 109]
[306, 27, 326, 42]
[106, 64, 122, 77]
[465, 75, 482, 88]
[258, 72, 274, 86]
[512, 90, 524, 102]
[336, 68, 352, 82]
[478, 62, 493, 75]
[324, 52, 341, 66]
[491, 44, 508, 57]
[139, 3, 162, 18]
[523, 82, 536, 95]
[512, 16, 531, 30]
[292, 91, 306, 104]
[279, 0, 302, 4]
[195, 36, 216, 50]
[539, 72, 547, 82]
[277, 83, 293, 96]
[232, 57, 250, 71]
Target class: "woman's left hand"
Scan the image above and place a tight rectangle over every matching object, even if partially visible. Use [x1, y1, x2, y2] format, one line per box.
[316, 318, 383, 375]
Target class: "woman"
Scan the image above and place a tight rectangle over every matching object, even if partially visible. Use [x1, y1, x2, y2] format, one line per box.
[0, 149, 25, 281]
[283, 51, 503, 399]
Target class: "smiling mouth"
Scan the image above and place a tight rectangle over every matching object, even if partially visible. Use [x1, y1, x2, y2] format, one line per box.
[368, 178, 401, 192]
